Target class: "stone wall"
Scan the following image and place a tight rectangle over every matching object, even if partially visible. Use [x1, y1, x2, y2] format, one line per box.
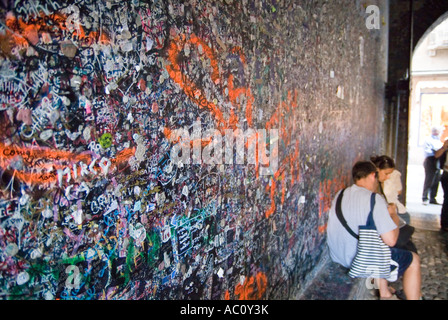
[0, 0, 386, 300]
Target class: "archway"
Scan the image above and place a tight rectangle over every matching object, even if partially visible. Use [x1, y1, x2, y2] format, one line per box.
[406, 11, 448, 224]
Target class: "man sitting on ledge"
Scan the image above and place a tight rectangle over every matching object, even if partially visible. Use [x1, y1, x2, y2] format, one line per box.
[326, 161, 422, 300]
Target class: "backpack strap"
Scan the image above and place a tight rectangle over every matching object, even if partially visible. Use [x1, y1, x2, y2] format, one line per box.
[365, 192, 377, 228]
[335, 188, 359, 240]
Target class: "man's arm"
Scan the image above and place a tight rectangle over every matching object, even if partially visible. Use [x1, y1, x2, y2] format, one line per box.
[375, 195, 399, 247]
[388, 203, 400, 226]
[380, 227, 399, 247]
[434, 139, 448, 158]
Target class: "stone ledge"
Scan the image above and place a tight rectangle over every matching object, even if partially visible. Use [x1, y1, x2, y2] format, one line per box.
[293, 252, 375, 300]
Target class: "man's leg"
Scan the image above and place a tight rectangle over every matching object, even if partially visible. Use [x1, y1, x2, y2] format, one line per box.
[430, 169, 442, 203]
[378, 278, 394, 298]
[423, 157, 435, 202]
[402, 252, 422, 300]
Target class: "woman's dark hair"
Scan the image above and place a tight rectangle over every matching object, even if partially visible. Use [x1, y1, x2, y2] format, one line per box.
[370, 155, 395, 170]
[352, 161, 377, 182]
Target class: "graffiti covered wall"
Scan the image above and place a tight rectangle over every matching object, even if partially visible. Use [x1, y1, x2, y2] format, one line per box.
[0, 0, 386, 300]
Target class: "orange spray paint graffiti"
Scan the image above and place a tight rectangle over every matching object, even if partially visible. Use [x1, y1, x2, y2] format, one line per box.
[2, 11, 110, 54]
[0, 142, 135, 186]
[263, 93, 301, 219]
[318, 173, 347, 233]
[166, 34, 228, 130]
[165, 33, 303, 221]
[166, 34, 256, 131]
[234, 271, 268, 300]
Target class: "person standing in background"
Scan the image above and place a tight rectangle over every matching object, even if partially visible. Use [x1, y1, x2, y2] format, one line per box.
[434, 139, 448, 232]
[422, 126, 444, 205]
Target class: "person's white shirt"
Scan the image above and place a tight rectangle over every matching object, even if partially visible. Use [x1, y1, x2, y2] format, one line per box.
[424, 131, 443, 158]
[383, 169, 406, 214]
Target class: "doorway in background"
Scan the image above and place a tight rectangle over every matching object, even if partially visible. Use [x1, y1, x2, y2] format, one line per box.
[407, 16, 448, 230]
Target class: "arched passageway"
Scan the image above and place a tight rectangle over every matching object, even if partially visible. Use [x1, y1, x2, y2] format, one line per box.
[406, 12, 448, 228]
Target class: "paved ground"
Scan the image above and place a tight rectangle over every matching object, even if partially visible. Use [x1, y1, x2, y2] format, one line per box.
[384, 213, 448, 300]
[404, 164, 448, 300]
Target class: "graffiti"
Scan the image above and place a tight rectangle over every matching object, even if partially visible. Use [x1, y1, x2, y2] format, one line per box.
[318, 173, 348, 234]
[0, 142, 134, 187]
[234, 271, 268, 300]
[0, 0, 384, 300]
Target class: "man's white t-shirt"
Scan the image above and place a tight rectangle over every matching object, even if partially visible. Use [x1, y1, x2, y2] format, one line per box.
[326, 184, 398, 268]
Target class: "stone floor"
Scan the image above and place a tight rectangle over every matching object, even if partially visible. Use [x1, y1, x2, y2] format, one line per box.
[387, 213, 448, 300]
[402, 164, 448, 299]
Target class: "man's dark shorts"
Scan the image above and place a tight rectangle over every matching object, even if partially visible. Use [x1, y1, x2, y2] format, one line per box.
[390, 247, 414, 277]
